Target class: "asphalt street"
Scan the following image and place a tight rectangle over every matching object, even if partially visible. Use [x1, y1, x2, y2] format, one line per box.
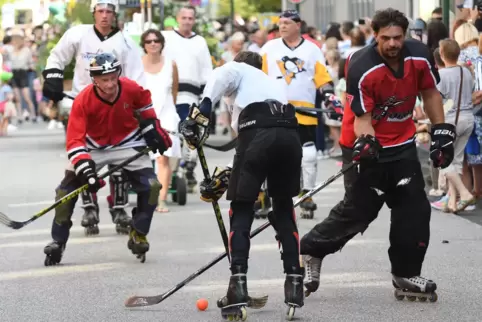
[0, 123, 481, 322]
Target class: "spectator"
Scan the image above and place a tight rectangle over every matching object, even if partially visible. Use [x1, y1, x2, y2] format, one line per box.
[9, 34, 36, 123]
[437, 38, 476, 213]
[343, 27, 365, 58]
[338, 21, 354, 55]
[454, 22, 479, 67]
[247, 29, 266, 53]
[431, 7, 443, 21]
[427, 19, 449, 52]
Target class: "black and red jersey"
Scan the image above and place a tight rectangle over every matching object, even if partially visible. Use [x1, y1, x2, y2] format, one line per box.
[340, 39, 439, 154]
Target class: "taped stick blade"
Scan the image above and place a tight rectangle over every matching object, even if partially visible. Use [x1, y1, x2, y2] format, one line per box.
[124, 295, 161, 307]
[247, 295, 269, 309]
[0, 212, 23, 229]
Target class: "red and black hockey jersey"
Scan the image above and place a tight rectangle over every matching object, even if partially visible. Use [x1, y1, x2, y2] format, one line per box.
[66, 77, 156, 166]
[340, 39, 439, 152]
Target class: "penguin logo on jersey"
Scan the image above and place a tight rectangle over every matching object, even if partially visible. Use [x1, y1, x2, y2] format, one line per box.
[276, 56, 306, 85]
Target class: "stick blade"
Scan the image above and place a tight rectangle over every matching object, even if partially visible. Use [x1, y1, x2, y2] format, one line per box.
[247, 295, 268, 309]
[0, 212, 24, 229]
[124, 295, 161, 307]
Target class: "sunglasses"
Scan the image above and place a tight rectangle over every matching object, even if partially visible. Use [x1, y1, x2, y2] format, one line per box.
[145, 39, 161, 44]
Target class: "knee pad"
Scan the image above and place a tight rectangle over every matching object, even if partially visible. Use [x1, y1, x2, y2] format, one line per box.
[80, 190, 96, 208]
[109, 170, 129, 208]
[301, 142, 317, 190]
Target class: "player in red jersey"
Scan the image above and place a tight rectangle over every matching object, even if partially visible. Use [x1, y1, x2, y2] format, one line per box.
[43, 53, 172, 266]
[299, 9, 455, 302]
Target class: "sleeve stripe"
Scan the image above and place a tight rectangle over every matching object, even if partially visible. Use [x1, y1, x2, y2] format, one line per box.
[357, 63, 385, 114]
[67, 147, 89, 163]
[138, 103, 153, 112]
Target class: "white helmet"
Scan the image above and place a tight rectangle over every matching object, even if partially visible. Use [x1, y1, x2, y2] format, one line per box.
[90, 0, 119, 13]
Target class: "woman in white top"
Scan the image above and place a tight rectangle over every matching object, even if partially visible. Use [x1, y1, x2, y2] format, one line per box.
[141, 29, 181, 213]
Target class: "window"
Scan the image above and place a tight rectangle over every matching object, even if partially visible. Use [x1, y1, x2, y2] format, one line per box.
[349, 0, 374, 21]
[318, 0, 335, 30]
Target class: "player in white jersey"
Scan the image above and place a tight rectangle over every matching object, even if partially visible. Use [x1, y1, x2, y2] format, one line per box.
[161, 5, 213, 193]
[260, 10, 337, 219]
[42, 0, 145, 236]
[179, 52, 304, 321]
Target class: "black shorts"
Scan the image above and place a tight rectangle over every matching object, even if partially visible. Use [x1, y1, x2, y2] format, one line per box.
[12, 69, 29, 88]
[298, 124, 316, 145]
[227, 127, 302, 202]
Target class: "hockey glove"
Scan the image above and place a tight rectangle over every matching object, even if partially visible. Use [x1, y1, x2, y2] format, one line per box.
[352, 134, 382, 163]
[74, 159, 106, 193]
[179, 104, 210, 150]
[200, 166, 231, 202]
[430, 123, 456, 169]
[324, 94, 344, 122]
[42, 68, 64, 102]
[140, 118, 172, 154]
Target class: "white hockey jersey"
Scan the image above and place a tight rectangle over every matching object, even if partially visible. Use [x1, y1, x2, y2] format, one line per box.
[260, 38, 332, 126]
[46, 25, 145, 96]
[161, 29, 213, 106]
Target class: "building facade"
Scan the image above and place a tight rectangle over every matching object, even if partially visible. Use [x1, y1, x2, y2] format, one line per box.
[284, 0, 457, 30]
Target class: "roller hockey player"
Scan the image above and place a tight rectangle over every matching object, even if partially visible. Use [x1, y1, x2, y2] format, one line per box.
[43, 53, 172, 266]
[162, 5, 213, 193]
[300, 9, 453, 302]
[42, 0, 145, 235]
[179, 51, 304, 321]
[259, 10, 333, 219]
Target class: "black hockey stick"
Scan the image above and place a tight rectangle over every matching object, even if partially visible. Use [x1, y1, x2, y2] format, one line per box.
[196, 145, 231, 263]
[203, 137, 237, 152]
[0, 147, 151, 230]
[295, 106, 333, 114]
[124, 161, 357, 308]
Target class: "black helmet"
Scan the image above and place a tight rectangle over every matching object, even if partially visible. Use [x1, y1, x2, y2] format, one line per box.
[89, 53, 121, 77]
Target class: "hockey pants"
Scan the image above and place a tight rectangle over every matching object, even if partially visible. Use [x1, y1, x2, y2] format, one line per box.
[300, 146, 431, 278]
[51, 168, 160, 243]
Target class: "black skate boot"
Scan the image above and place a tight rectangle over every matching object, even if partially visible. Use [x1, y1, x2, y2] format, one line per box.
[218, 266, 249, 321]
[285, 273, 304, 321]
[81, 205, 99, 236]
[299, 191, 317, 219]
[392, 275, 438, 302]
[303, 254, 322, 297]
[110, 208, 131, 235]
[254, 191, 271, 219]
[44, 241, 66, 266]
[127, 229, 149, 263]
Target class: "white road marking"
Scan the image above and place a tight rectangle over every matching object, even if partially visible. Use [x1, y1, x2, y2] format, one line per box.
[0, 236, 119, 249]
[0, 224, 116, 238]
[0, 262, 124, 281]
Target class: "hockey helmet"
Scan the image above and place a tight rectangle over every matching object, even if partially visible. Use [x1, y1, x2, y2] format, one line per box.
[90, 0, 119, 13]
[89, 53, 122, 77]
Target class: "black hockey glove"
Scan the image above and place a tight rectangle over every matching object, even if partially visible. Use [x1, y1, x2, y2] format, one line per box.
[324, 94, 344, 121]
[200, 166, 231, 203]
[74, 159, 105, 193]
[352, 134, 382, 164]
[140, 118, 172, 154]
[430, 123, 456, 169]
[42, 68, 64, 102]
[179, 103, 210, 150]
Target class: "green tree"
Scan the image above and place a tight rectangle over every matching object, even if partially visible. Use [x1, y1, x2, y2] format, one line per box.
[217, 0, 281, 18]
[247, 0, 281, 13]
[66, 0, 94, 25]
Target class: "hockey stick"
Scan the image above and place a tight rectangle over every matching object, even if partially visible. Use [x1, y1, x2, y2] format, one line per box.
[196, 145, 231, 263]
[295, 106, 333, 114]
[124, 161, 357, 308]
[0, 147, 151, 230]
[203, 137, 237, 152]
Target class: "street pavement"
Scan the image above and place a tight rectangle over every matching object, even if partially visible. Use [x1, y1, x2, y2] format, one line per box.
[0, 123, 481, 322]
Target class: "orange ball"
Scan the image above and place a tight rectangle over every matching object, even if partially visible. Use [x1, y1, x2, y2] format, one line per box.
[196, 298, 208, 311]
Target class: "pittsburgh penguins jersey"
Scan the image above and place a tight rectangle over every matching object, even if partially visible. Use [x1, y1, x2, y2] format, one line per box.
[46, 25, 145, 96]
[260, 37, 332, 125]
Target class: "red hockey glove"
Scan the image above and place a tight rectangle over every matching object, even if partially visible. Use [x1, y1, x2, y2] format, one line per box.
[352, 134, 382, 163]
[140, 118, 172, 154]
[74, 159, 106, 193]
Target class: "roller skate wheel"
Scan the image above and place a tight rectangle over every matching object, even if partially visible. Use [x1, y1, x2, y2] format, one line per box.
[429, 292, 438, 302]
[304, 290, 312, 297]
[44, 256, 53, 266]
[406, 295, 416, 302]
[137, 254, 146, 263]
[393, 289, 405, 301]
[418, 296, 427, 302]
[286, 306, 295, 320]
